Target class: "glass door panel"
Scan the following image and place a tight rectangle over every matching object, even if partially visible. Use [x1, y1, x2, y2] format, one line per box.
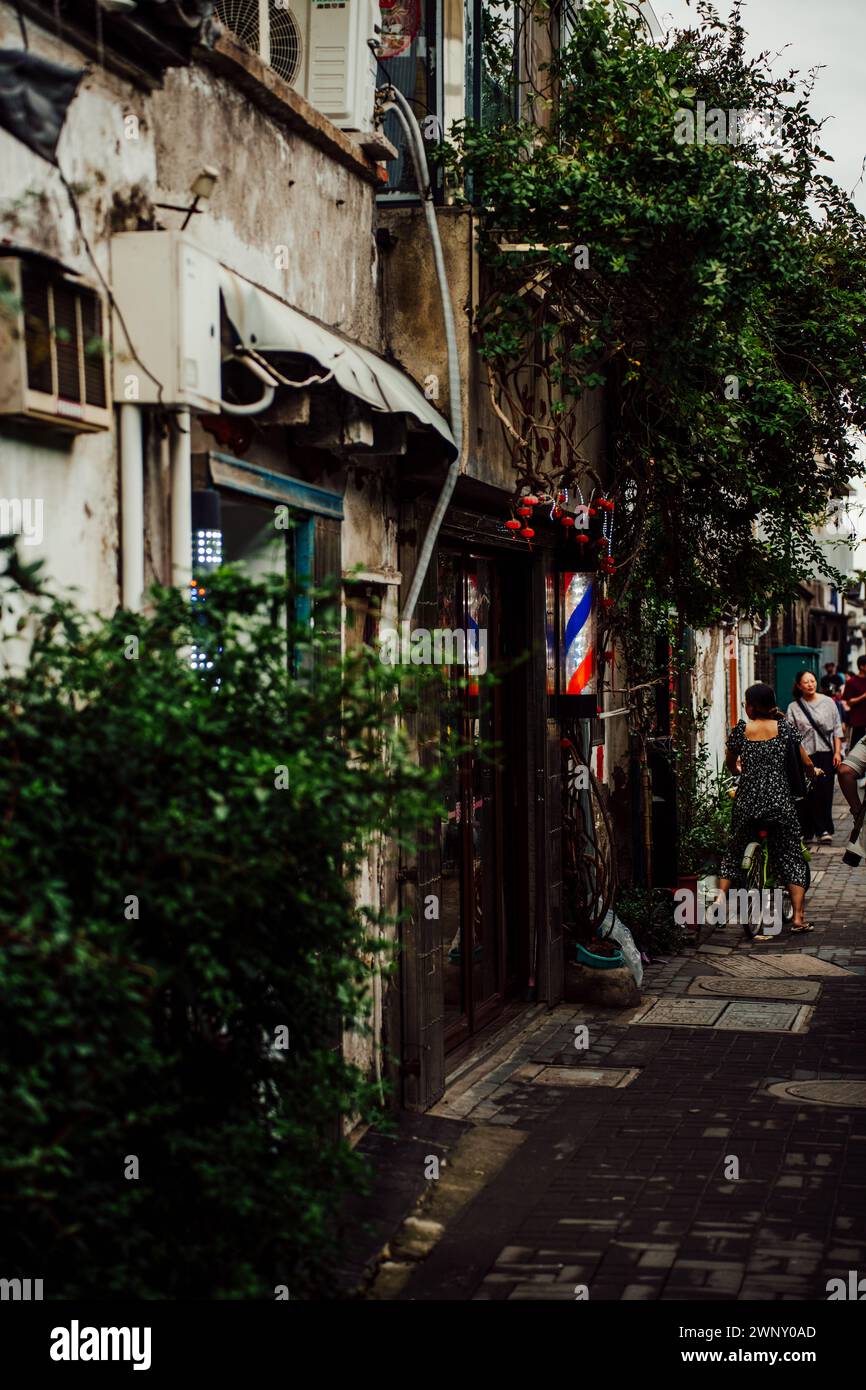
[439, 548, 506, 1045]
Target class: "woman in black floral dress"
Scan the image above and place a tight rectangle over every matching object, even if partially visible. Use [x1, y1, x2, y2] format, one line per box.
[717, 683, 823, 933]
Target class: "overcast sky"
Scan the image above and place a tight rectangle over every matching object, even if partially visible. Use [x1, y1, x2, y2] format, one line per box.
[656, 0, 866, 215]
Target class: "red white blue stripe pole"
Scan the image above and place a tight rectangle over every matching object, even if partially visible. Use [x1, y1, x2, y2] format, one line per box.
[561, 572, 595, 696]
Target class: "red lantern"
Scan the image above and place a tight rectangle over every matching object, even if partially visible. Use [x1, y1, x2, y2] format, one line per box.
[576, 533, 589, 545]
[518, 505, 532, 517]
[505, 519, 521, 531]
[561, 515, 575, 528]
[520, 527, 535, 539]
[524, 495, 539, 506]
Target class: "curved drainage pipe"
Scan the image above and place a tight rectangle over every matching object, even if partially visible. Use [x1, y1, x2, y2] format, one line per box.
[220, 353, 277, 415]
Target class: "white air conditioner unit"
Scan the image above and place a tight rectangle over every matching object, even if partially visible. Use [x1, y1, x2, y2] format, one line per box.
[215, 0, 378, 131]
[0, 256, 111, 432]
[110, 231, 222, 412]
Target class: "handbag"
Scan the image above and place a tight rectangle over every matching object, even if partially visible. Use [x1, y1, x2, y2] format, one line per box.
[796, 697, 835, 752]
[783, 720, 811, 802]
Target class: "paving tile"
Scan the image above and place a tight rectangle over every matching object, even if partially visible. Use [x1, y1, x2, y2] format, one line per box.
[372, 802, 866, 1305]
[759, 954, 853, 978]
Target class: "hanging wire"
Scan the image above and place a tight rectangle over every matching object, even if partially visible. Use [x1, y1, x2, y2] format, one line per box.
[94, 0, 105, 70]
[13, 0, 28, 45]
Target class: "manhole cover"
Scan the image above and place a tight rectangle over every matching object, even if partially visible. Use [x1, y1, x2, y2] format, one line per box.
[767, 1081, 866, 1107]
[626, 997, 811, 1033]
[714, 1000, 803, 1031]
[525, 1066, 640, 1089]
[632, 999, 727, 1027]
[697, 951, 851, 980]
[688, 977, 820, 1002]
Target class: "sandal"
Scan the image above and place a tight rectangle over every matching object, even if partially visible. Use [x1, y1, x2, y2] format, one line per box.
[790, 923, 815, 933]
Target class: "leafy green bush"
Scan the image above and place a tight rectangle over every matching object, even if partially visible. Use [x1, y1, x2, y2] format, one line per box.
[0, 555, 440, 1298]
[441, 0, 866, 627]
[616, 888, 687, 959]
[677, 739, 735, 875]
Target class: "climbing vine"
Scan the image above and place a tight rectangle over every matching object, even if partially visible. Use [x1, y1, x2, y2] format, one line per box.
[441, 0, 866, 631]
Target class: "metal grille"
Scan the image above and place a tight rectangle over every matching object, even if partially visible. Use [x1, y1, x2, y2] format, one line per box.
[21, 266, 53, 395]
[52, 280, 80, 402]
[80, 290, 107, 407]
[20, 265, 107, 407]
[214, 0, 259, 52]
[269, 5, 303, 84]
[214, 0, 304, 86]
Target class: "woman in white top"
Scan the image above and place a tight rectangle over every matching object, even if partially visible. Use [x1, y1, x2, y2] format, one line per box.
[786, 670, 843, 841]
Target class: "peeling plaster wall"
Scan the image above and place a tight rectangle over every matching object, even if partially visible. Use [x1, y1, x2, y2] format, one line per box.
[153, 66, 379, 344]
[694, 626, 731, 771]
[0, 9, 381, 616]
[378, 203, 607, 495]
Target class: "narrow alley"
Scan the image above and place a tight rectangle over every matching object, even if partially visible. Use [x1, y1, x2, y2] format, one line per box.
[361, 816, 866, 1303]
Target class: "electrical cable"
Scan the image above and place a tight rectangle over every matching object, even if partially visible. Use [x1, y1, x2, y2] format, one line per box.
[12, 0, 28, 45]
[57, 168, 165, 403]
[239, 344, 334, 390]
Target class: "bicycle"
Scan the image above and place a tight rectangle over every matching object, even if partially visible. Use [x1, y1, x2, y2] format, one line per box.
[738, 820, 812, 939]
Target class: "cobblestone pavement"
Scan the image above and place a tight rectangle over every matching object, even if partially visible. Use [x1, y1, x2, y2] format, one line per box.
[395, 804, 866, 1301]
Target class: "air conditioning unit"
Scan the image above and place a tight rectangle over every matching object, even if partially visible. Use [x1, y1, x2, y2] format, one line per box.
[0, 255, 111, 431]
[110, 231, 222, 412]
[215, 0, 378, 131]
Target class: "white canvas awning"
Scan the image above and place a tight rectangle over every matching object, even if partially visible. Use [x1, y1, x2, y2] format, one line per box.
[219, 266, 456, 457]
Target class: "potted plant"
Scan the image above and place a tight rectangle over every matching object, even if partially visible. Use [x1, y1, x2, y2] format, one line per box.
[575, 936, 625, 970]
[616, 888, 686, 961]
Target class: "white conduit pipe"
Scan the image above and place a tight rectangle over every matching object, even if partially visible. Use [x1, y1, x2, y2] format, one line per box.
[120, 403, 144, 611]
[377, 82, 463, 625]
[171, 410, 193, 593]
[220, 353, 277, 415]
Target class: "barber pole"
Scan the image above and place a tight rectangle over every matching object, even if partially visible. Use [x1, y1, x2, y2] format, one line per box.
[561, 573, 595, 696]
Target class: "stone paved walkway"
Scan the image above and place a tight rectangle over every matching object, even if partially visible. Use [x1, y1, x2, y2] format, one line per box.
[386, 804, 866, 1302]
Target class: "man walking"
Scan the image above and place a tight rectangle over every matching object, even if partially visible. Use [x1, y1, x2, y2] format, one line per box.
[838, 732, 866, 866]
[842, 656, 866, 751]
[821, 661, 845, 696]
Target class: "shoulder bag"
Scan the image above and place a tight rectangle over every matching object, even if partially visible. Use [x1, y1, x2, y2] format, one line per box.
[782, 718, 811, 802]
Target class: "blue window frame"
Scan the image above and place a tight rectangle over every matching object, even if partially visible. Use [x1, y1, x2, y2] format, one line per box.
[206, 451, 343, 641]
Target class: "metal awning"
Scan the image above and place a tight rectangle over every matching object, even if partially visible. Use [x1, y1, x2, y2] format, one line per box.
[219, 266, 456, 458]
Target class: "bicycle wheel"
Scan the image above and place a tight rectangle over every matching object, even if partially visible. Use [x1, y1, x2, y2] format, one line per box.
[741, 841, 767, 940]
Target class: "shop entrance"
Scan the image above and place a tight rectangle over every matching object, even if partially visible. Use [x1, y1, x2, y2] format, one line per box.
[438, 546, 528, 1048]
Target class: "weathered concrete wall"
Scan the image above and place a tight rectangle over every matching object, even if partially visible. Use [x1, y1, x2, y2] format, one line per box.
[378, 206, 475, 466]
[153, 65, 379, 344]
[694, 626, 733, 772]
[378, 204, 607, 497]
[0, 7, 381, 616]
